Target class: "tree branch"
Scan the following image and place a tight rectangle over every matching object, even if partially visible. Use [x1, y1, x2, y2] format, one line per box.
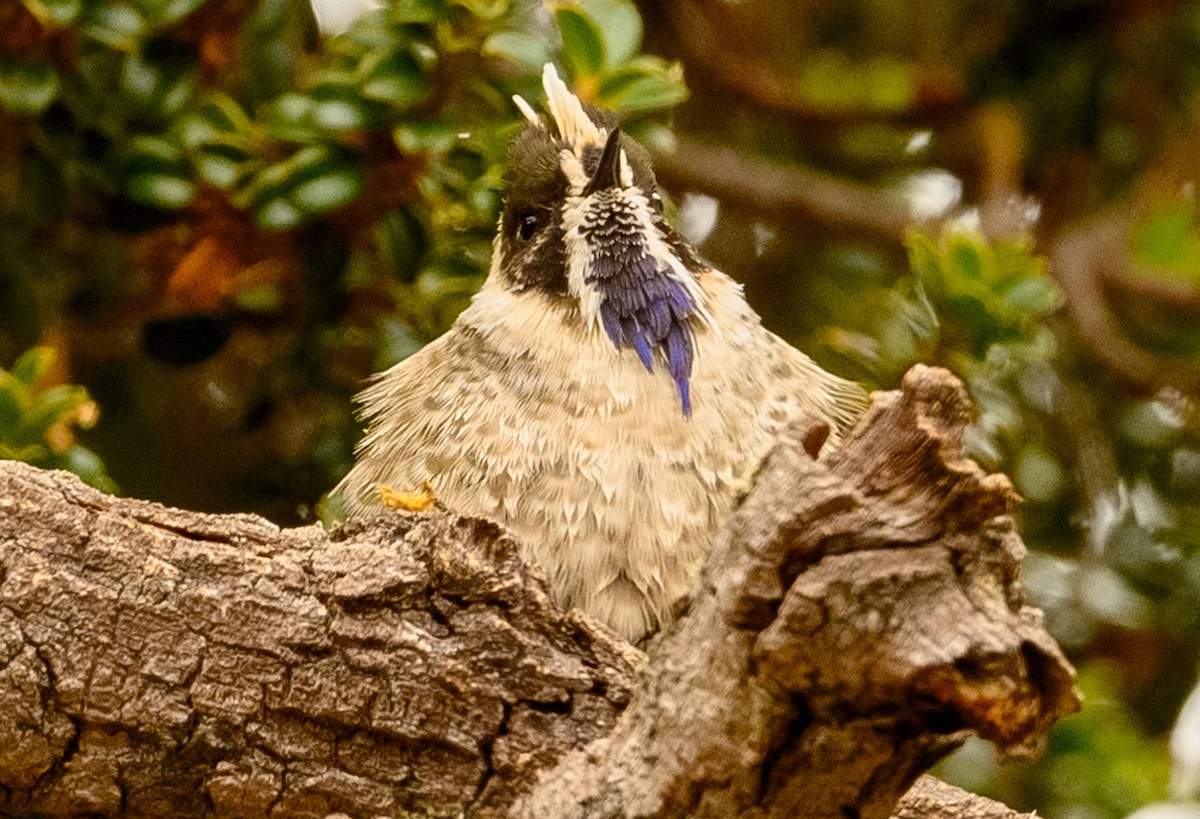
[1050, 210, 1200, 392]
[654, 135, 912, 238]
[0, 366, 1077, 818]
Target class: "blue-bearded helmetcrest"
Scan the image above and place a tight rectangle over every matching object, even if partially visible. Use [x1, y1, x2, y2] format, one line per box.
[338, 65, 868, 643]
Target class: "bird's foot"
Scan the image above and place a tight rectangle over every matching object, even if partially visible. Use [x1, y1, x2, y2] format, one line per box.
[379, 481, 437, 512]
[729, 463, 761, 501]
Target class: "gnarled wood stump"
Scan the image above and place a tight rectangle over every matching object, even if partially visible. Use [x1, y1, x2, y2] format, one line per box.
[0, 366, 1078, 818]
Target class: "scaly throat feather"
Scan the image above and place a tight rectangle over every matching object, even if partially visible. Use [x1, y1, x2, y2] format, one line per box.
[581, 190, 698, 416]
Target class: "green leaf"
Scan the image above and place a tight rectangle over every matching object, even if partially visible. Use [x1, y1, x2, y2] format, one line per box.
[1131, 199, 1200, 279]
[555, 7, 605, 79]
[376, 208, 427, 283]
[394, 122, 458, 153]
[945, 233, 984, 282]
[0, 61, 60, 116]
[10, 347, 55, 386]
[256, 198, 305, 230]
[1014, 445, 1065, 503]
[127, 173, 196, 208]
[385, 0, 442, 23]
[128, 134, 184, 164]
[599, 72, 686, 112]
[194, 152, 242, 188]
[0, 381, 22, 435]
[233, 285, 283, 313]
[264, 93, 321, 141]
[83, 3, 146, 48]
[862, 56, 917, 113]
[579, 0, 641, 66]
[456, 0, 507, 19]
[144, 0, 207, 25]
[359, 51, 428, 106]
[1003, 277, 1059, 317]
[0, 443, 49, 462]
[22, 0, 82, 25]
[61, 447, 112, 490]
[121, 52, 166, 107]
[311, 96, 371, 131]
[21, 384, 89, 438]
[290, 167, 363, 213]
[482, 30, 550, 71]
[196, 93, 253, 134]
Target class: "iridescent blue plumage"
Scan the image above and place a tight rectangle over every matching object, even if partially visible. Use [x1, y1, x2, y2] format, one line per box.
[587, 232, 698, 416]
[575, 127, 699, 416]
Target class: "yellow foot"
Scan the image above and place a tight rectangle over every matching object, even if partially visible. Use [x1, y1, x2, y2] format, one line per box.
[379, 481, 437, 512]
[729, 462, 760, 500]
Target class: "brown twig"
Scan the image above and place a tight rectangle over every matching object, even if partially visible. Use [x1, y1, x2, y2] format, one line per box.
[654, 135, 913, 238]
[1050, 209, 1200, 392]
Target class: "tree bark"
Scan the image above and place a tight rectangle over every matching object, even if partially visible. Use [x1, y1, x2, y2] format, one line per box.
[0, 365, 1078, 818]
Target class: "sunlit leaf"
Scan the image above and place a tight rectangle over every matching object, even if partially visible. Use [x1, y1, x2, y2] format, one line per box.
[312, 96, 371, 130]
[386, 0, 442, 23]
[19, 384, 90, 439]
[394, 122, 458, 153]
[579, 0, 640, 66]
[141, 0, 207, 26]
[290, 167, 364, 213]
[456, 0, 507, 19]
[22, 0, 82, 25]
[600, 72, 686, 112]
[62, 446, 118, 492]
[127, 173, 197, 208]
[0, 61, 59, 116]
[946, 233, 984, 282]
[257, 197, 305, 230]
[555, 6, 604, 79]
[9, 347, 55, 387]
[482, 30, 549, 70]
[83, 3, 146, 48]
[862, 56, 916, 113]
[195, 153, 242, 188]
[1003, 277, 1060, 317]
[359, 51, 428, 106]
[1132, 199, 1200, 281]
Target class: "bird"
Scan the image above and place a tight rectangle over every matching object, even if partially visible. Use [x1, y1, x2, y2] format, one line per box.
[337, 64, 868, 643]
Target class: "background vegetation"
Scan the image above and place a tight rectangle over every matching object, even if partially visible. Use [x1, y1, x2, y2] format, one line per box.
[3, 0, 1200, 816]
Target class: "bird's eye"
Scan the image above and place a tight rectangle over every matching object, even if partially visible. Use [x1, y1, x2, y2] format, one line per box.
[518, 212, 539, 241]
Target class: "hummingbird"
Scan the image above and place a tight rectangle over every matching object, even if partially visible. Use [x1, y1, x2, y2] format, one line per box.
[338, 64, 867, 642]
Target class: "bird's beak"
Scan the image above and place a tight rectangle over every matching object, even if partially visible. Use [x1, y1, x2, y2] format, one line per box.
[582, 127, 623, 196]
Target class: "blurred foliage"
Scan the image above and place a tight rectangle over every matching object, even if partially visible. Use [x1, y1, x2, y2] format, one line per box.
[4, 0, 1200, 816]
[0, 346, 116, 491]
[0, 0, 683, 517]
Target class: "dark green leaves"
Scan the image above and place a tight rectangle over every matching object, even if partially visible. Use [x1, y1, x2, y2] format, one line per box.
[125, 135, 196, 208]
[240, 147, 364, 229]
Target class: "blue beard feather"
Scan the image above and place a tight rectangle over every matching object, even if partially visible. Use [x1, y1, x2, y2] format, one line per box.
[586, 234, 698, 417]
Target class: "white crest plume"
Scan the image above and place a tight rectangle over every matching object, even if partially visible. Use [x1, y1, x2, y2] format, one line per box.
[511, 64, 606, 149]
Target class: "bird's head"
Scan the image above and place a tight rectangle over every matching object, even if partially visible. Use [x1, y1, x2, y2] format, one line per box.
[492, 64, 709, 416]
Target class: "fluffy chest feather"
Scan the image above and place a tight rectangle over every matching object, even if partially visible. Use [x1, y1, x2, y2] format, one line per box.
[343, 271, 854, 640]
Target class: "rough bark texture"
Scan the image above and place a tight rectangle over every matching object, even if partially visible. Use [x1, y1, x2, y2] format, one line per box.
[0, 365, 1078, 818]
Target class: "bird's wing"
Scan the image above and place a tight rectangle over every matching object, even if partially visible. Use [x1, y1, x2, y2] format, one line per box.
[754, 327, 870, 448]
[335, 326, 500, 517]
